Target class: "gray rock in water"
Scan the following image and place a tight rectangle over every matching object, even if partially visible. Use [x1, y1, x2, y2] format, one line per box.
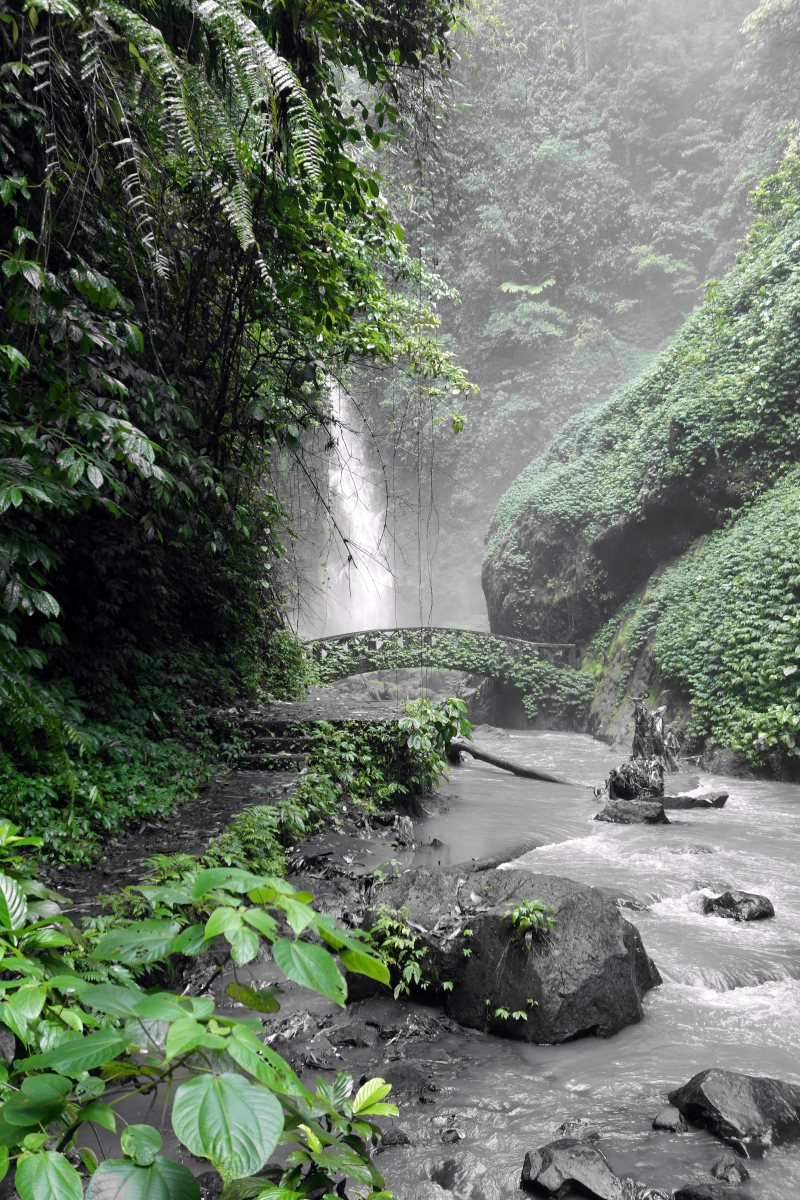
[556, 1118, 602, 1142]
[668, 1067, 800, 1155]
[670, 844, 714, 856]
[661, 792, 728, 809]
[441, 1127, 463, 1144]
[520, 1139, 668, 1199]
[652, 1104, 688, 1132]
[595, 800, 670, 825]
[710, 1154, 749, 1183]
[381, 1126, 414, 1148]
[673, 1182, 748, 1200]
[372, 866, 661, 1043]
[702, 891, 774, 921]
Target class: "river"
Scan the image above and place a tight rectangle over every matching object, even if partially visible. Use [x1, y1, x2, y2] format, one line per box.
[375, 729, 800, 1199]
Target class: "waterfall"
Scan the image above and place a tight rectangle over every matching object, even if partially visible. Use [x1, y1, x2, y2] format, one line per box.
[320, 383, 395, 635]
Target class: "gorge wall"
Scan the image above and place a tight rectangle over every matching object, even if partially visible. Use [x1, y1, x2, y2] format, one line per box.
[482, 140, 800, 771]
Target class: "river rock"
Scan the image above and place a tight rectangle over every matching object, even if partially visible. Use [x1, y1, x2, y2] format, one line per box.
[710, 1154, 749, 1183]
[520, 1139, 668, 1199]
[702, 891, 774, 921]
[661, 792, 728, 809]
[556, 1118, 601, 1142]
[381, 1126, 414, 1148]
[673, 1183, 747, 1200]
[371, 866, 661, 1043]
[652, 1105, 688, 1132]
[594, 800, 670, 825]
[668, 1067, 800, 1154]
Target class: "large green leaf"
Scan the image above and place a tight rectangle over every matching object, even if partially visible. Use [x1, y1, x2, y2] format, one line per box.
[92, 920, 179, 966]
[0, 872, 27, 931]
[164, 1017, 226, 1061]
[19, 1028, 129, 1076]
[15, 1152, 82, 1200]
[80, 984, 143, 1017]
[20, 1074, 71, 1101]
[338, 947, 390, 985]
[3, 1090, 67, 1127]
[120, 1124, 162, 1166]
[192, 868, 265, 899]
[171, 1073, 283, 1181]
[225, 982, 281, 1014]
[272, 939, 346, 1005]
[225, 1025, 312, 1100]
[172, 925, 207, 955]
[228, 926, 259, 964]
[85, 1156, 200, 1200]
[8, 984, 47, 1022]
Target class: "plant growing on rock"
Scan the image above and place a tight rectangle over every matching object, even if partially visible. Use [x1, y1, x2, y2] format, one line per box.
[503, 898, 556, 947]
[368, 904, 441, 999]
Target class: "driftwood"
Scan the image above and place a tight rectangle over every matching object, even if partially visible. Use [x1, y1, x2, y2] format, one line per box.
[450, 739, 583, 787]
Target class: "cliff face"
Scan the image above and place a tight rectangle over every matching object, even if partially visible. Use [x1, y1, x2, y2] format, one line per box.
[481, 142, 800, 770]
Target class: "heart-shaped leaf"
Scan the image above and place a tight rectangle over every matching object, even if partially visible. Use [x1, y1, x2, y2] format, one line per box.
[171, 1072, 282, 1181]
[15, 1152, 82, 1200]
[85, 1155, 199, 1200]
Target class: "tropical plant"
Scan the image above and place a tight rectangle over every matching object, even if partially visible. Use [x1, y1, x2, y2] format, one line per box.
[0, 820, 398, 1198]
[503, 898, 556, 946]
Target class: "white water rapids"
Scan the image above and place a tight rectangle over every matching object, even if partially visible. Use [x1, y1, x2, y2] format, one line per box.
[381, 730, 800, 1198]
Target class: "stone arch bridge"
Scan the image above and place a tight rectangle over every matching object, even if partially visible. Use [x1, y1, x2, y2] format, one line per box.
[304, 626, 577, 689]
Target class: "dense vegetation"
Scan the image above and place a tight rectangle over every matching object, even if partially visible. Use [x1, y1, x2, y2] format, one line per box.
[484, 126, 800, 763]
[0, 0, 473, 848]
[365, 0, 800, 618]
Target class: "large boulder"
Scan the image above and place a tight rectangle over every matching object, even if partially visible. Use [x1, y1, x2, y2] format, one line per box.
[371, 866, 661, 1043]
[673, 1183, 747, 1200]
[595, 800, 670, 825]
[520, 1139, 668, 1199]
[668, 1068, 800, 1155]
[702, 891, 774, 921]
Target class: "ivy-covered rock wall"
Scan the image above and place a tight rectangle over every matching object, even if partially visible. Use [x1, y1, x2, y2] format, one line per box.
[483, 139, 800, 766]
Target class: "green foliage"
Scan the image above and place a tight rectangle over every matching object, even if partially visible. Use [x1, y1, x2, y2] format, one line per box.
[366, 0, 800, 607]
[369, 904, 436, 999]
[485, 133, 800, 638]
[650, 468, 800, 762]
[310, 628, 591, 723]
[0, 0, 471, 790]
[0, 822, 395, 1198]
[503, 898, 555, 945]
[0, 727, 210, 864]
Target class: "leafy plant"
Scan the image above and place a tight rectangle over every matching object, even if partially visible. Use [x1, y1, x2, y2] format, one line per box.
[0, 824, 398, 1198]
[503, 898, 556, 946]
[369, 905, 439, 999]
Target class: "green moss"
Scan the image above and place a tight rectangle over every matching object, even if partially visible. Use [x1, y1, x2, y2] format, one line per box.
[485, 137, 800, 570]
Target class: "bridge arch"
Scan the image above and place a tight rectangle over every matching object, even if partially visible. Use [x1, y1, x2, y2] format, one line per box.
[304, 626, 577, 692]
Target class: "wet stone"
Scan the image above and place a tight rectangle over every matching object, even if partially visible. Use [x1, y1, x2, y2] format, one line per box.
[520, 1138, 658, 1199]
[673, 1182, 748, 1200]
[381, 1126, 415, 1148]
[711, 1154, 750, 1183]
[702, 890, 774, 921]
[441, 1127, 464, 1144]
[652, 1105, 688, 1132]
[555, 1118, 601, 1142]
[668, 1067, 800, 1155]
[594, 800, 670, 825]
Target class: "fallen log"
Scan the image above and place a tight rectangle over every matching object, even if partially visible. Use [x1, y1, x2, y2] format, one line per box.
[450, 739, 584, 787]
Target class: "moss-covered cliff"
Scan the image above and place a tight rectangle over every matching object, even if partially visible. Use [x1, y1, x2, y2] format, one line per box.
[483, 138, 800, 765]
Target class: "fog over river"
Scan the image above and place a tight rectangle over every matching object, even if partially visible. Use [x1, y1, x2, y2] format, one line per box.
[374, 731, 800, 1199]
